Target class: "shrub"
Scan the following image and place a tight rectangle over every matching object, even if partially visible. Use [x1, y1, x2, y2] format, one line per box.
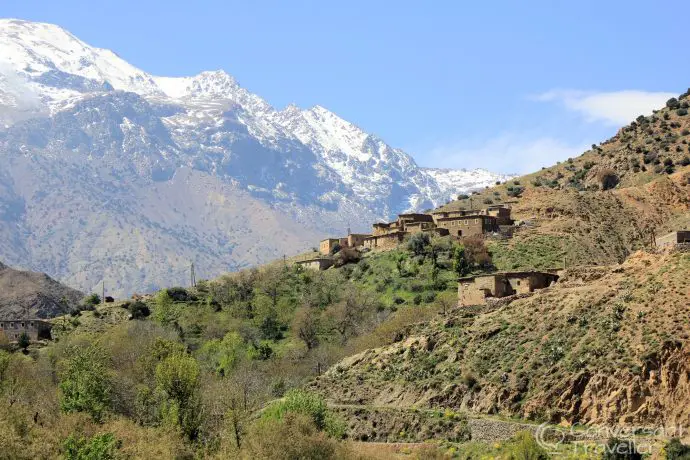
[421, 291, 436, 304]
[261, 389, 344, 437]
[413, 294, 422, 305]
[483, 198, 493, 204]
[505, 432, 548, 459]
[667, 97, 680, 109]
[82, 293, 101, 307]
[665, 438, 690, 459]
[128, 300, 150, 319]
[63, 433, 119, 460]
[506, 186, 524, 197]
[166, 287, 193, 302]
[681, 156, 690, 166]
[244, 413, 346, 460]
[457, 194, 469, 200]
[677, 108, 688, 116]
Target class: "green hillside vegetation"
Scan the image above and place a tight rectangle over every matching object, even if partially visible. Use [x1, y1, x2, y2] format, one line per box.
[0, 233, 496, 458]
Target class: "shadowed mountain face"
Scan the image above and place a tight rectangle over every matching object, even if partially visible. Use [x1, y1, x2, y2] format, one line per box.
[0, 19, 511, 296]
[0, 261, 83, 319]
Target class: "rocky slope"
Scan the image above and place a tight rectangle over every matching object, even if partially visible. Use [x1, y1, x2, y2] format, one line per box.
[0, 260, 83, 319]
[312, 250, 690, 427]
[0, 18, 509, 296]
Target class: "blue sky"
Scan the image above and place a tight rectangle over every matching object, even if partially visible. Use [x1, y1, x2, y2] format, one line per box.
[3, 0, 688, 173]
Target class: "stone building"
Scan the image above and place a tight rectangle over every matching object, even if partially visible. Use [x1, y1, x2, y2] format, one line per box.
[458, 271, 559, 306]
[657, 231, 690, 248]
[319, 238, 342, 255]
[296, 257, 335, 271]
[347, 233, 371, 248]
[363, 231, 408, 251]
[0, 319, 52, 342]
[485, 205, 514, 225]
[435, 215, 498, 237]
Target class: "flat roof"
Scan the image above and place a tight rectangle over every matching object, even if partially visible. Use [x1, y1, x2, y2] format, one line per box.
[436, 215, 496, 221]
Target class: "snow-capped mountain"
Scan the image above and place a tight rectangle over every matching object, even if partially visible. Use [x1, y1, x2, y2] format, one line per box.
[0, 19, 511, 295]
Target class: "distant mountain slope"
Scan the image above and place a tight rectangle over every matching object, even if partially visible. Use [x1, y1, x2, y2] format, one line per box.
[0, 18, 508, 296]
[0, 260, 83, 319]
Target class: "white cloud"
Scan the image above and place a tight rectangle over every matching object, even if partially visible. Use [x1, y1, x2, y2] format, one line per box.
[534, 89, 676, 125]
[424, 135, 588, 174]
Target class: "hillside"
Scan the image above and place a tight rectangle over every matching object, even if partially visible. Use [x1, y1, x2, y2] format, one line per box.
[0, 260, 83, 319]
[311, 249, 690, 427]
[0, 19, 509, 297]
[437, 91, 690, 270]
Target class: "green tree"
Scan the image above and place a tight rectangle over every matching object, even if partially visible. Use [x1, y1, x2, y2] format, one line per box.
[17, 332, 30, 351]
[407, 233, 430, 257]
[82, 293, 101, 307]
[63, 433, 118, 460]
[152, 290, 178, 325]
[59, 344, 113, 422]
[155, 352, 202, 440]
[453, 245, 470, 276]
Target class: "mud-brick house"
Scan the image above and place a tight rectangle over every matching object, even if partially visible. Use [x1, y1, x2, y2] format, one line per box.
[363, 231, 408, 251]
[296, 257, 335, 271]
[485, 205, 514, 225]
[657, 231, 690, 248]
[346, 233, 371, 248]
[319, 238, 348, 255]
[435, 215, 498, 237]
[0, 319, 52, 342]
[458, 271, 559, 306]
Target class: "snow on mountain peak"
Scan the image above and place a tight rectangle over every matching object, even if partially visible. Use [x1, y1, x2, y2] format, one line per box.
[0, 18, 162, 99]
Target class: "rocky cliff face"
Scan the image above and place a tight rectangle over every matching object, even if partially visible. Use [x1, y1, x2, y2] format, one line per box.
[0, 19, 510, 296]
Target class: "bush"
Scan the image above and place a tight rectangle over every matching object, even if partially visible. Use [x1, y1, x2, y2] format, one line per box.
[244, 413, 347, 460]
[261, 389, 345, 438]
[421, 291, 436, 304]
[457, 194, 469, 200]
[506, 186, 524, 198]
[681, 156, 690, 166]
[483, 198, 493, 204]
[63, 433, 119, 460]
[166, 287, 194, 302]
[665, 438, 690, 459]
[413, 294, 422, 305]
[504, 432, 548, 459]
[677, 108, 688, 116]
[667, 97, 680, 109]
[82, 293, 101, 307]
[128, 301, 150, 319]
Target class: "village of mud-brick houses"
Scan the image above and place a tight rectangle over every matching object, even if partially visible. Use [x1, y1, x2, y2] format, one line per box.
[297, 202, 690, 308]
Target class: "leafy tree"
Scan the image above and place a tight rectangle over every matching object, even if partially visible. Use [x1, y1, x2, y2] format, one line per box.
[152, 290, 178, 325]
[156, 352, 202, 440]
[407, 233, 430, 257]
[453, 245, 470, 276]
[197, 331, 248, 376]
[63, 433, 119, 460]
[293, 307, 320, 350]
[59, 344, 113, 421]
[17, 332, 30, 350]
[82, 293, 101, 307]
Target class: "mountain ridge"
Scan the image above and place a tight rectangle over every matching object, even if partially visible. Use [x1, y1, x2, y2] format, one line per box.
[0, 19, 511, 296]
